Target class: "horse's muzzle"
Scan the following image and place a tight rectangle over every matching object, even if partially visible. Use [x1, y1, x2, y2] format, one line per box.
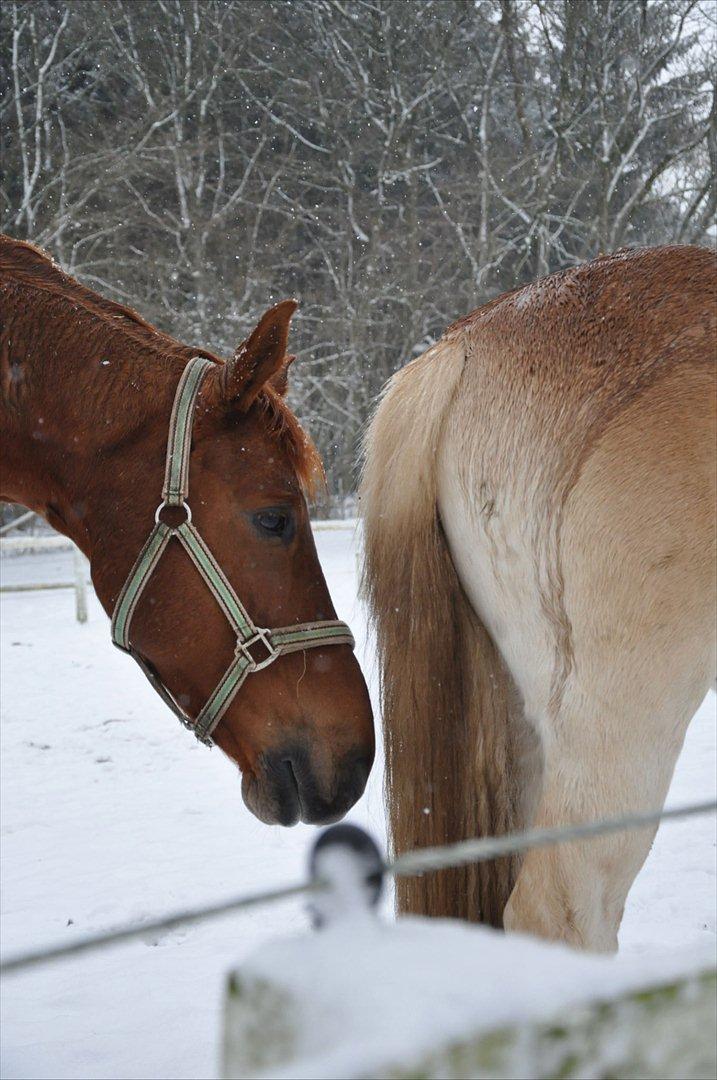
[242, 744, 373, 826]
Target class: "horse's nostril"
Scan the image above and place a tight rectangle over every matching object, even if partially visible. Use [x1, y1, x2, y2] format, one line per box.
[251, 744, 372, 827]
[267, 749, 305, 790]
[283, 756, 302, 798]
[283, 756, 297, 778]
[261, 751, 303, 826]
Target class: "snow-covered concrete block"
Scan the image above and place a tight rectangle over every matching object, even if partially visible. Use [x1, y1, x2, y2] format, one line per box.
[221, 916, 716, 1079]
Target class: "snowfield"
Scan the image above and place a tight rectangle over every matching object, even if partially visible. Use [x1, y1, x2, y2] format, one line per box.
[1, 528, 715, 1080]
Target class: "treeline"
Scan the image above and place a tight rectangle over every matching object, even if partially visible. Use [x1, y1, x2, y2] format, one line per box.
[2, 0, 714, 498]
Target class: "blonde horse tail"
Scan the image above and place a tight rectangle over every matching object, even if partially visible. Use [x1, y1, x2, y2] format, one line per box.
[361, 336, 525, 926]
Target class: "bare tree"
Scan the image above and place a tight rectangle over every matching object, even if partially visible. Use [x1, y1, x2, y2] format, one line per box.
[2, 0, 713, 502]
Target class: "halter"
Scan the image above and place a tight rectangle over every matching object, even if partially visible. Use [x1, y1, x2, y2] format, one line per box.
[111, 356, 354, 746]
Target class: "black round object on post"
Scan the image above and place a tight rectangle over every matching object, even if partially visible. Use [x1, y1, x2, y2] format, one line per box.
[308, 824, 385, 928]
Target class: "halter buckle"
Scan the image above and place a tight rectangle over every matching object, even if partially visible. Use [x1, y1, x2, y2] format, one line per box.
[236, 628, 278, 672]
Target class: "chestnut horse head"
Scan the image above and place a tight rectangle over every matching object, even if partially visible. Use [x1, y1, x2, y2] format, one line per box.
[0, 235, 374, 825]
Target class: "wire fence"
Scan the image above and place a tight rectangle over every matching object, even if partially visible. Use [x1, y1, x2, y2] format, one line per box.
[2, 516, 715, 975]
[388, 799, 717, 877]
[2, 797, 714, 976]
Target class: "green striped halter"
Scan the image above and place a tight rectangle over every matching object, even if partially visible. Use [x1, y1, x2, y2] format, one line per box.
[111, 356, 355, 746]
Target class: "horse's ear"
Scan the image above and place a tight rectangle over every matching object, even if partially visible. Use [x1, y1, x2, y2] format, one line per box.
[269, 354, 295, 398]
[219, 300, 298, 411]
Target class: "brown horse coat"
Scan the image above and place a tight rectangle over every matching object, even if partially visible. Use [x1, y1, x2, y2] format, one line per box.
[1, 235, 374, 825]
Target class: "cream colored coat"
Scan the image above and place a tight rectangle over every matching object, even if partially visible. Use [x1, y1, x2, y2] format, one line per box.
[362, 245, 716, 951]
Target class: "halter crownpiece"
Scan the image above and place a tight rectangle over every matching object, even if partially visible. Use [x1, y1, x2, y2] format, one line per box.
[111, 355, 355, 746]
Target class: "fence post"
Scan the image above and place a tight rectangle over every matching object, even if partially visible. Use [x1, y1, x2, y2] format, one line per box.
[73, 546, 88, 624]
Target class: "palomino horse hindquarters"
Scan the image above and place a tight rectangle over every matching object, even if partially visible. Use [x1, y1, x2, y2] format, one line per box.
[362, 245, 716, 951]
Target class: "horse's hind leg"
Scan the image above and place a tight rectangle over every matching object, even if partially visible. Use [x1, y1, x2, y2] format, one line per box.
[504, 368, 716, 952]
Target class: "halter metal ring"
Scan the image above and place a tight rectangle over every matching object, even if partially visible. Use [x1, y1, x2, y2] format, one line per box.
[236, 629, 279, 672]
[155, 500, 192, 526]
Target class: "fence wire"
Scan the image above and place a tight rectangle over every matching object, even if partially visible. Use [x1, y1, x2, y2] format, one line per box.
[0, 881, 320, 975]
[387, 799, 717, 877]
[1, 798, 715, 976]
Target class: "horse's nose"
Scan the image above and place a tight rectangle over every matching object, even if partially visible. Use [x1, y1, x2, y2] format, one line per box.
[260, 744, 372, 826]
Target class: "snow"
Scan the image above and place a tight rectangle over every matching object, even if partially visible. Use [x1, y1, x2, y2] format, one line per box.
[1, 528, 715, 1080]
[232, 917, 715, 1080]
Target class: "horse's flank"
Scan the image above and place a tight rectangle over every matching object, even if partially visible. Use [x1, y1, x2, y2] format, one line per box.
[362, 245, 716, 947]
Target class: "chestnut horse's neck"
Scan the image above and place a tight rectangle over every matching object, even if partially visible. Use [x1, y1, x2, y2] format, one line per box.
[0, 238, 215, 572]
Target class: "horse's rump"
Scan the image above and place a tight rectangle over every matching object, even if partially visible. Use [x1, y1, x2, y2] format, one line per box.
[362, 245, 716, 931]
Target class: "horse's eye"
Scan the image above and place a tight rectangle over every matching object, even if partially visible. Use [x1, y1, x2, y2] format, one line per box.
[253, 509, 289, 537]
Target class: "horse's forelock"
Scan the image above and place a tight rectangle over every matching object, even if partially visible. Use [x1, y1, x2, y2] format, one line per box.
[256, 387, 325, 501]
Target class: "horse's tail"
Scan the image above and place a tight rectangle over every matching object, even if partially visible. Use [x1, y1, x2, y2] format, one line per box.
[360, 335, 524, 926]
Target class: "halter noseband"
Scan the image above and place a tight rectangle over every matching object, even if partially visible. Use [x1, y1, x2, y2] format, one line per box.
[111, 356, 354, 746]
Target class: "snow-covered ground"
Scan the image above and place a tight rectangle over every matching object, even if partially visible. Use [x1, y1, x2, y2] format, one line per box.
[1, 529, 715, 1080]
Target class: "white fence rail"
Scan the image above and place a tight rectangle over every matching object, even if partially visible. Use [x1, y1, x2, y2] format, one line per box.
[0, 533, 74, 554]
[0, 531, 88, 623]
[0, 509, 36, 536]
[0, 515, 358, 625]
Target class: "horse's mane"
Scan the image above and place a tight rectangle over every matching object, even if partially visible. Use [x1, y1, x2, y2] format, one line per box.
[0, 235, 172, 346]
[0, 235, 322, 496]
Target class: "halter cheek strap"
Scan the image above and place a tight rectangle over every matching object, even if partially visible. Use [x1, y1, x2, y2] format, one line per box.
[110, 356, 354, 746]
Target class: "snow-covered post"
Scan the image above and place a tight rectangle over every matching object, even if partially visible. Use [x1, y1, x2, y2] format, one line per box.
[221, 825, 716, 1080]
[222, 824, 384, 1078]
